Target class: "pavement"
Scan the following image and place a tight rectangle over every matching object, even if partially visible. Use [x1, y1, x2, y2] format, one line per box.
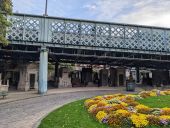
[0, 87, 122, 104]
[0, 87, 142, 128]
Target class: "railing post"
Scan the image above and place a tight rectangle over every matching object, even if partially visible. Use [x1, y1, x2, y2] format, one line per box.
[38, 47, 48, 95]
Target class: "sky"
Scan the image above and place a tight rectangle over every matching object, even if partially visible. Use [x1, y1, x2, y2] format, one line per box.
[12, 0, 170, 27]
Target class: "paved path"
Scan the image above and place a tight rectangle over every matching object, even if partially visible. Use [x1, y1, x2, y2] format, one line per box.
[0, 87, 120, 104]
[0, 88, 140, 128]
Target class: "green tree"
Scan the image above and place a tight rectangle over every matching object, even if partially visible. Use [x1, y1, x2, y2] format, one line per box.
[0, 0, 12, 45]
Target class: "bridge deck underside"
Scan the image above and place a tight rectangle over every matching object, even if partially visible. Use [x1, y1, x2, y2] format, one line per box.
[1, 44, 170, 69]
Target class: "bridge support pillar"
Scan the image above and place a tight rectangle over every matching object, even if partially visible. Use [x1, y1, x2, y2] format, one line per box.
[110, 68, 117, 87]
[116, 68, 126, 86]
[38, 47, 48, 95]
[99, 68, 109, 86]
[54, 62, 59, 88]
[136, 67, 140, 83]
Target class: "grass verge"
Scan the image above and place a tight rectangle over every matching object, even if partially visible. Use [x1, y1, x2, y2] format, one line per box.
[138, 95, 170, 108]
[39, 95, 170, 128]
[38, 99, 108, 128]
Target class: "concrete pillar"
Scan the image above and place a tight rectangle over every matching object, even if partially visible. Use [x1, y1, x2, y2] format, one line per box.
[34, 73, 38, 90]
[18, 65, 29, 91]
[81, 68, 93, 86]
[54, 62, 59, 87]
[99, 69, 108, 86]
[116, 68, 126, 86]
[0, 73, 1, 85]
[136, 67, 140, 83]
[58, 67, 72, 88]
[38, 47, 48, 94]
[110, 68, 117, 87]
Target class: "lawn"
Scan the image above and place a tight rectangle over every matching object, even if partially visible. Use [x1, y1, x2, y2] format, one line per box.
[38, 100, 108, 128]
[39, 95, 170, 128]
[138, 95, 170, 108]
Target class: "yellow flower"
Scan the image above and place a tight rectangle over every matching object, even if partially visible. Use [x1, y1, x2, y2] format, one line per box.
[161, 108, 170, 115]
[127, 94, 135, 96]
[94, 96, 103, 99]
[162, 108, 170, 111]
[116, 109, 131, 117]
[84, 99, 94, 105]
[150, 92, 157, 97]
[84, 99, 97, 108]
[96, 111, 107, 121]
[85, 99, 93, 104]
[135, 104, 149, 110]
[135, 104, 151, 114]
[160, 91, 166, 95]
[97, 100, 108, 107]
[164, 91, 170, 95]
[88, 104, 97, 112]
[130, 114, 149, 128]
[120, 102, 128, 107]
[111, 103, 118, 106]
[159, 115, 170, 120]
[85, 89, 170, 128]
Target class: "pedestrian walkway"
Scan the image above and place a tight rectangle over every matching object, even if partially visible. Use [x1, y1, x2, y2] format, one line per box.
[0, 86, 159, 128]
[1, 86, 167, 105]
[0, 87, 123, 104]
[0, 87, 139, 128]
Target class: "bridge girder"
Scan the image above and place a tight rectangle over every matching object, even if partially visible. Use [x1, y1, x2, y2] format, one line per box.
[1, 44, 170, 69]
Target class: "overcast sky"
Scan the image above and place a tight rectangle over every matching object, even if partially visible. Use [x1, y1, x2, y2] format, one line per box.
[12, 0, 170, 27]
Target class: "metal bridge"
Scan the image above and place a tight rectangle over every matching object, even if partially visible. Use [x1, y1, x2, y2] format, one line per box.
[6, 13, 170, 52]
[1, 13, 170, 93]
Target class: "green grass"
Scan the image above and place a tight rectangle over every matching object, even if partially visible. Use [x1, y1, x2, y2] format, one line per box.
[138, 95, 170, 108]
[39, 95, 170, 128]
[38, 99, 108, 128]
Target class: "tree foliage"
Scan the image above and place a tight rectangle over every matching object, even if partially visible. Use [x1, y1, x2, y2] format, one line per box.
[0, 0, 12, 45]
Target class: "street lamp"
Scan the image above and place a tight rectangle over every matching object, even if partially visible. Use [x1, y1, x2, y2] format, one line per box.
[44, 0, 48, 16]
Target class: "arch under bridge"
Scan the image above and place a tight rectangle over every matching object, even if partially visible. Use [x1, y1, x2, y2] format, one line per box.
[1, 13, 170, 94]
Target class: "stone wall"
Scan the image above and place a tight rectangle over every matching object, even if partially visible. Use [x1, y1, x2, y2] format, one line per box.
[18, 63, 38, 91]
[58, 67, 72, 88]
[116, 68, 126, 86]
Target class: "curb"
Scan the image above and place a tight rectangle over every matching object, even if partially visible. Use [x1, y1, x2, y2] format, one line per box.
[32, 98, 90, 128]
[32, 104, 63, 128]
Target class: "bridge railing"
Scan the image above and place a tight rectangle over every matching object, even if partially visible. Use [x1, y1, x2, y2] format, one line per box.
[7, 13, 170, 53]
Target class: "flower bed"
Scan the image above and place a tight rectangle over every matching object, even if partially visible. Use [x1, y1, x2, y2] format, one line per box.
[84, 89, 170, 128]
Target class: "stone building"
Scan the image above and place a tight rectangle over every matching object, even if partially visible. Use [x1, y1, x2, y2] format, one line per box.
[0, 62, 38, 91]
[1, 61, 170, 92]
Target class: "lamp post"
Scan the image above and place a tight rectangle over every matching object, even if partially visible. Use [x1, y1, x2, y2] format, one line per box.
[44, 0, 48, 16]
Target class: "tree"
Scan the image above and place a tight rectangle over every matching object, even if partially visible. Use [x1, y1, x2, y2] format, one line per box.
[0, 0, 12, 45]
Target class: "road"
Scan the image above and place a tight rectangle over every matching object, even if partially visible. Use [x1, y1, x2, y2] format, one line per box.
[0, 90, 117, 128]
